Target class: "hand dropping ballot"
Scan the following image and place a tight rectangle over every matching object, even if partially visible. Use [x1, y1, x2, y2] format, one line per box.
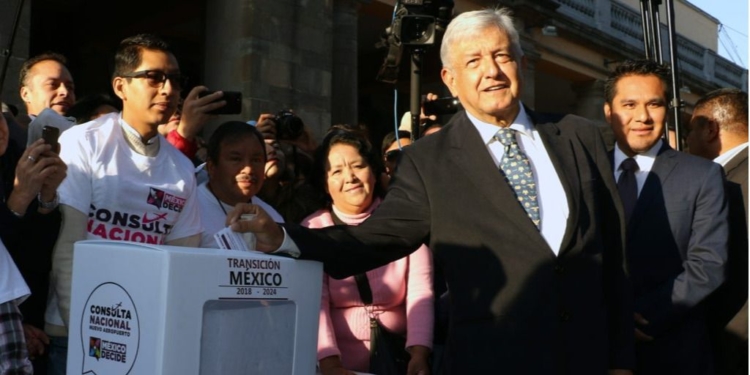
[215, 214, 257, 251]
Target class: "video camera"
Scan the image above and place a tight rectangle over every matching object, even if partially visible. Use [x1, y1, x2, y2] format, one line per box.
[376, 0, 454, 84]
[398, 0, 454, 46]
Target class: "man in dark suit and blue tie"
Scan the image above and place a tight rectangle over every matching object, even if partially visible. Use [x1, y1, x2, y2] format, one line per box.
[603, 60, 729, 375]
[233, 8, 635, 374]
[686, 88, 748, 375]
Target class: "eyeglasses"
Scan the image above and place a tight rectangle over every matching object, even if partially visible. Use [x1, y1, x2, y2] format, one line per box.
[384, 149, 402, 163]
[120, 70, 188, 90]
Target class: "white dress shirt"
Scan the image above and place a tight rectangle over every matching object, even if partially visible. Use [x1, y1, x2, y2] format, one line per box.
[613, 139, 662, 197]
[714, 142, 748, 167]
[467, 105, 569, 255]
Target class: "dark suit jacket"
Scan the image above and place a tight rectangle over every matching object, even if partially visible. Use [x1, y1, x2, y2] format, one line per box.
[621, 143, 729, 374]
[725, 148, 748, 219]
[708, 147, 748, 375]
[287, 110, 635, 374]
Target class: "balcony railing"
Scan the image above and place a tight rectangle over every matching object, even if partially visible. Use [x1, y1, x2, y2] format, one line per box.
[553, 0, 747, 90]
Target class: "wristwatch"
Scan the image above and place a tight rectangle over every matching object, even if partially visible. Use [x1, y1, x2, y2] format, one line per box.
[38, 192, 59, 210]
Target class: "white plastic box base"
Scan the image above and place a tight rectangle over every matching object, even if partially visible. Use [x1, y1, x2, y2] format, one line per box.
[66, 240, 322, 375]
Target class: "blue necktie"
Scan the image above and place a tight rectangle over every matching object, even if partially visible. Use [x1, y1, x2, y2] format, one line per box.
[495, 128, 540, 229]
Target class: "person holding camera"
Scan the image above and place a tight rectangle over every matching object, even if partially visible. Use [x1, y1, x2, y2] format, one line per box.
[255, 110, 321, 224]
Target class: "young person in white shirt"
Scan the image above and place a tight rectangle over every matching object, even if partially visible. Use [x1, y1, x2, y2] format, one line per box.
[45, 33, 207, 374]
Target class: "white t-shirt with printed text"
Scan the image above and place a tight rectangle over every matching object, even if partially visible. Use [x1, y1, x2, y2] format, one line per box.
[46, 113, 202, 326]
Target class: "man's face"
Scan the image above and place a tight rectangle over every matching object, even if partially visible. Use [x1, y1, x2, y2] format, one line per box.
[441, 26, 525, 125]
[20, 60, 76, 116]
[685, 107, 715, 159]
[604, 74, 667, 157]
[113, 49, 180, 131]
[207, 135, 266, 205]
[264, 139, 287, 180]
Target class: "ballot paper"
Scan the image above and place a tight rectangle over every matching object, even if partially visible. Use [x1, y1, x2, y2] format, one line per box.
[214, 214, 257, 251]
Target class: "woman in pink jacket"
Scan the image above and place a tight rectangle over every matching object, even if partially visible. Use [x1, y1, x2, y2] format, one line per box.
[302, 127, 433, 375]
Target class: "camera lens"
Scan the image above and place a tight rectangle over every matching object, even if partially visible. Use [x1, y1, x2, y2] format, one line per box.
[275, 110, 304, 140]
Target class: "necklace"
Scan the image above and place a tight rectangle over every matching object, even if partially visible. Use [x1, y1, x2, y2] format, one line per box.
[207, 184, 253, 216]
[207, 184, 229, 216]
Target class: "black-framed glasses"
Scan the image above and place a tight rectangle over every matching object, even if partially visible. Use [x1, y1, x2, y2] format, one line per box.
[120, 70, 188, 90]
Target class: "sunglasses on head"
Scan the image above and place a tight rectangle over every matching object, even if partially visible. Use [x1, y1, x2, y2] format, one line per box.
[120, 70, 189, 91]
[384, 149, 402, 162]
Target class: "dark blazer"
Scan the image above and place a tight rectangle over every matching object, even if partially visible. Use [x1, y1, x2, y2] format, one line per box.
[621, 143, 729, 375]
[287, 110, 634, 374]
[708, 147, 748, 375]
[0, 140, 62, 329]
[725, 147, 748, 218]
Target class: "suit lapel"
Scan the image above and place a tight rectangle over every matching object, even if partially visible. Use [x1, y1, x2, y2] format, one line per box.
[724, 148, 748, 178]
[629, 143, 678, 232]
[446, 114, 552, 254]
[532, 114, 580, 255]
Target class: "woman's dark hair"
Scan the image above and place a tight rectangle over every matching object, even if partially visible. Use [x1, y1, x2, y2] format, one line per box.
[206, 121, 266, 164]
[310, 125, 386, 206]
[381, 130, 411, 156]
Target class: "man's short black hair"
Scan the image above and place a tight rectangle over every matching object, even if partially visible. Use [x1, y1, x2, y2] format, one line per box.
[693, 88, 748, 135]
[112, 33, 172, 80]
[207, 121, 266, 164]
[604, 59, 671, 104]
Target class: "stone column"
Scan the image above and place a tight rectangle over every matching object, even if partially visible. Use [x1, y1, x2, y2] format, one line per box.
[0, 0, 31, 113]
[203, 0, 333, 139]
[331, 0, 360, 128]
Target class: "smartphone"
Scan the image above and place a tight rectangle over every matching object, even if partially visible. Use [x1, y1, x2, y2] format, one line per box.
[198, 91, 243, 115]
[422, 96, 462, 116]
[42, 126, 60, 152]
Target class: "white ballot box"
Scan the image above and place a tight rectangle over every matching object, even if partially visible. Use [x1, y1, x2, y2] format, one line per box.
[66, 240, 323, 375]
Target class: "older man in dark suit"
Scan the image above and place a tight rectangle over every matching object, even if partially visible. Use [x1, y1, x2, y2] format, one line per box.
[232, 8, 634, 374]
[686, 88, 748, 375]
[603, 60, 729, 375]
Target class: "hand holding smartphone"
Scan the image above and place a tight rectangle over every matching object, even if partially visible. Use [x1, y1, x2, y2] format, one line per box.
[197, 91, 243, 115]
[42, 126, 60, 153]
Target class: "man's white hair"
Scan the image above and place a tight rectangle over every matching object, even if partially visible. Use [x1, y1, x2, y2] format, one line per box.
[440, 7, 524, 70]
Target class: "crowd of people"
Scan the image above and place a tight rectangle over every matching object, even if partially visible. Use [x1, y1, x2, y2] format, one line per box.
[0, 6, 746, 375]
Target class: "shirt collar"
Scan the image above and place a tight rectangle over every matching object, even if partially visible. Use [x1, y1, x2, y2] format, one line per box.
[467, 104, 535, 145]
[714, 142, 748, 166]
[614, 139, 662, 172]
[119, 114, 160, 156]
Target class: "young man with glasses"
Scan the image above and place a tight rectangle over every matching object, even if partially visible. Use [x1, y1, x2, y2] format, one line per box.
[44, 34, 205, 374]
